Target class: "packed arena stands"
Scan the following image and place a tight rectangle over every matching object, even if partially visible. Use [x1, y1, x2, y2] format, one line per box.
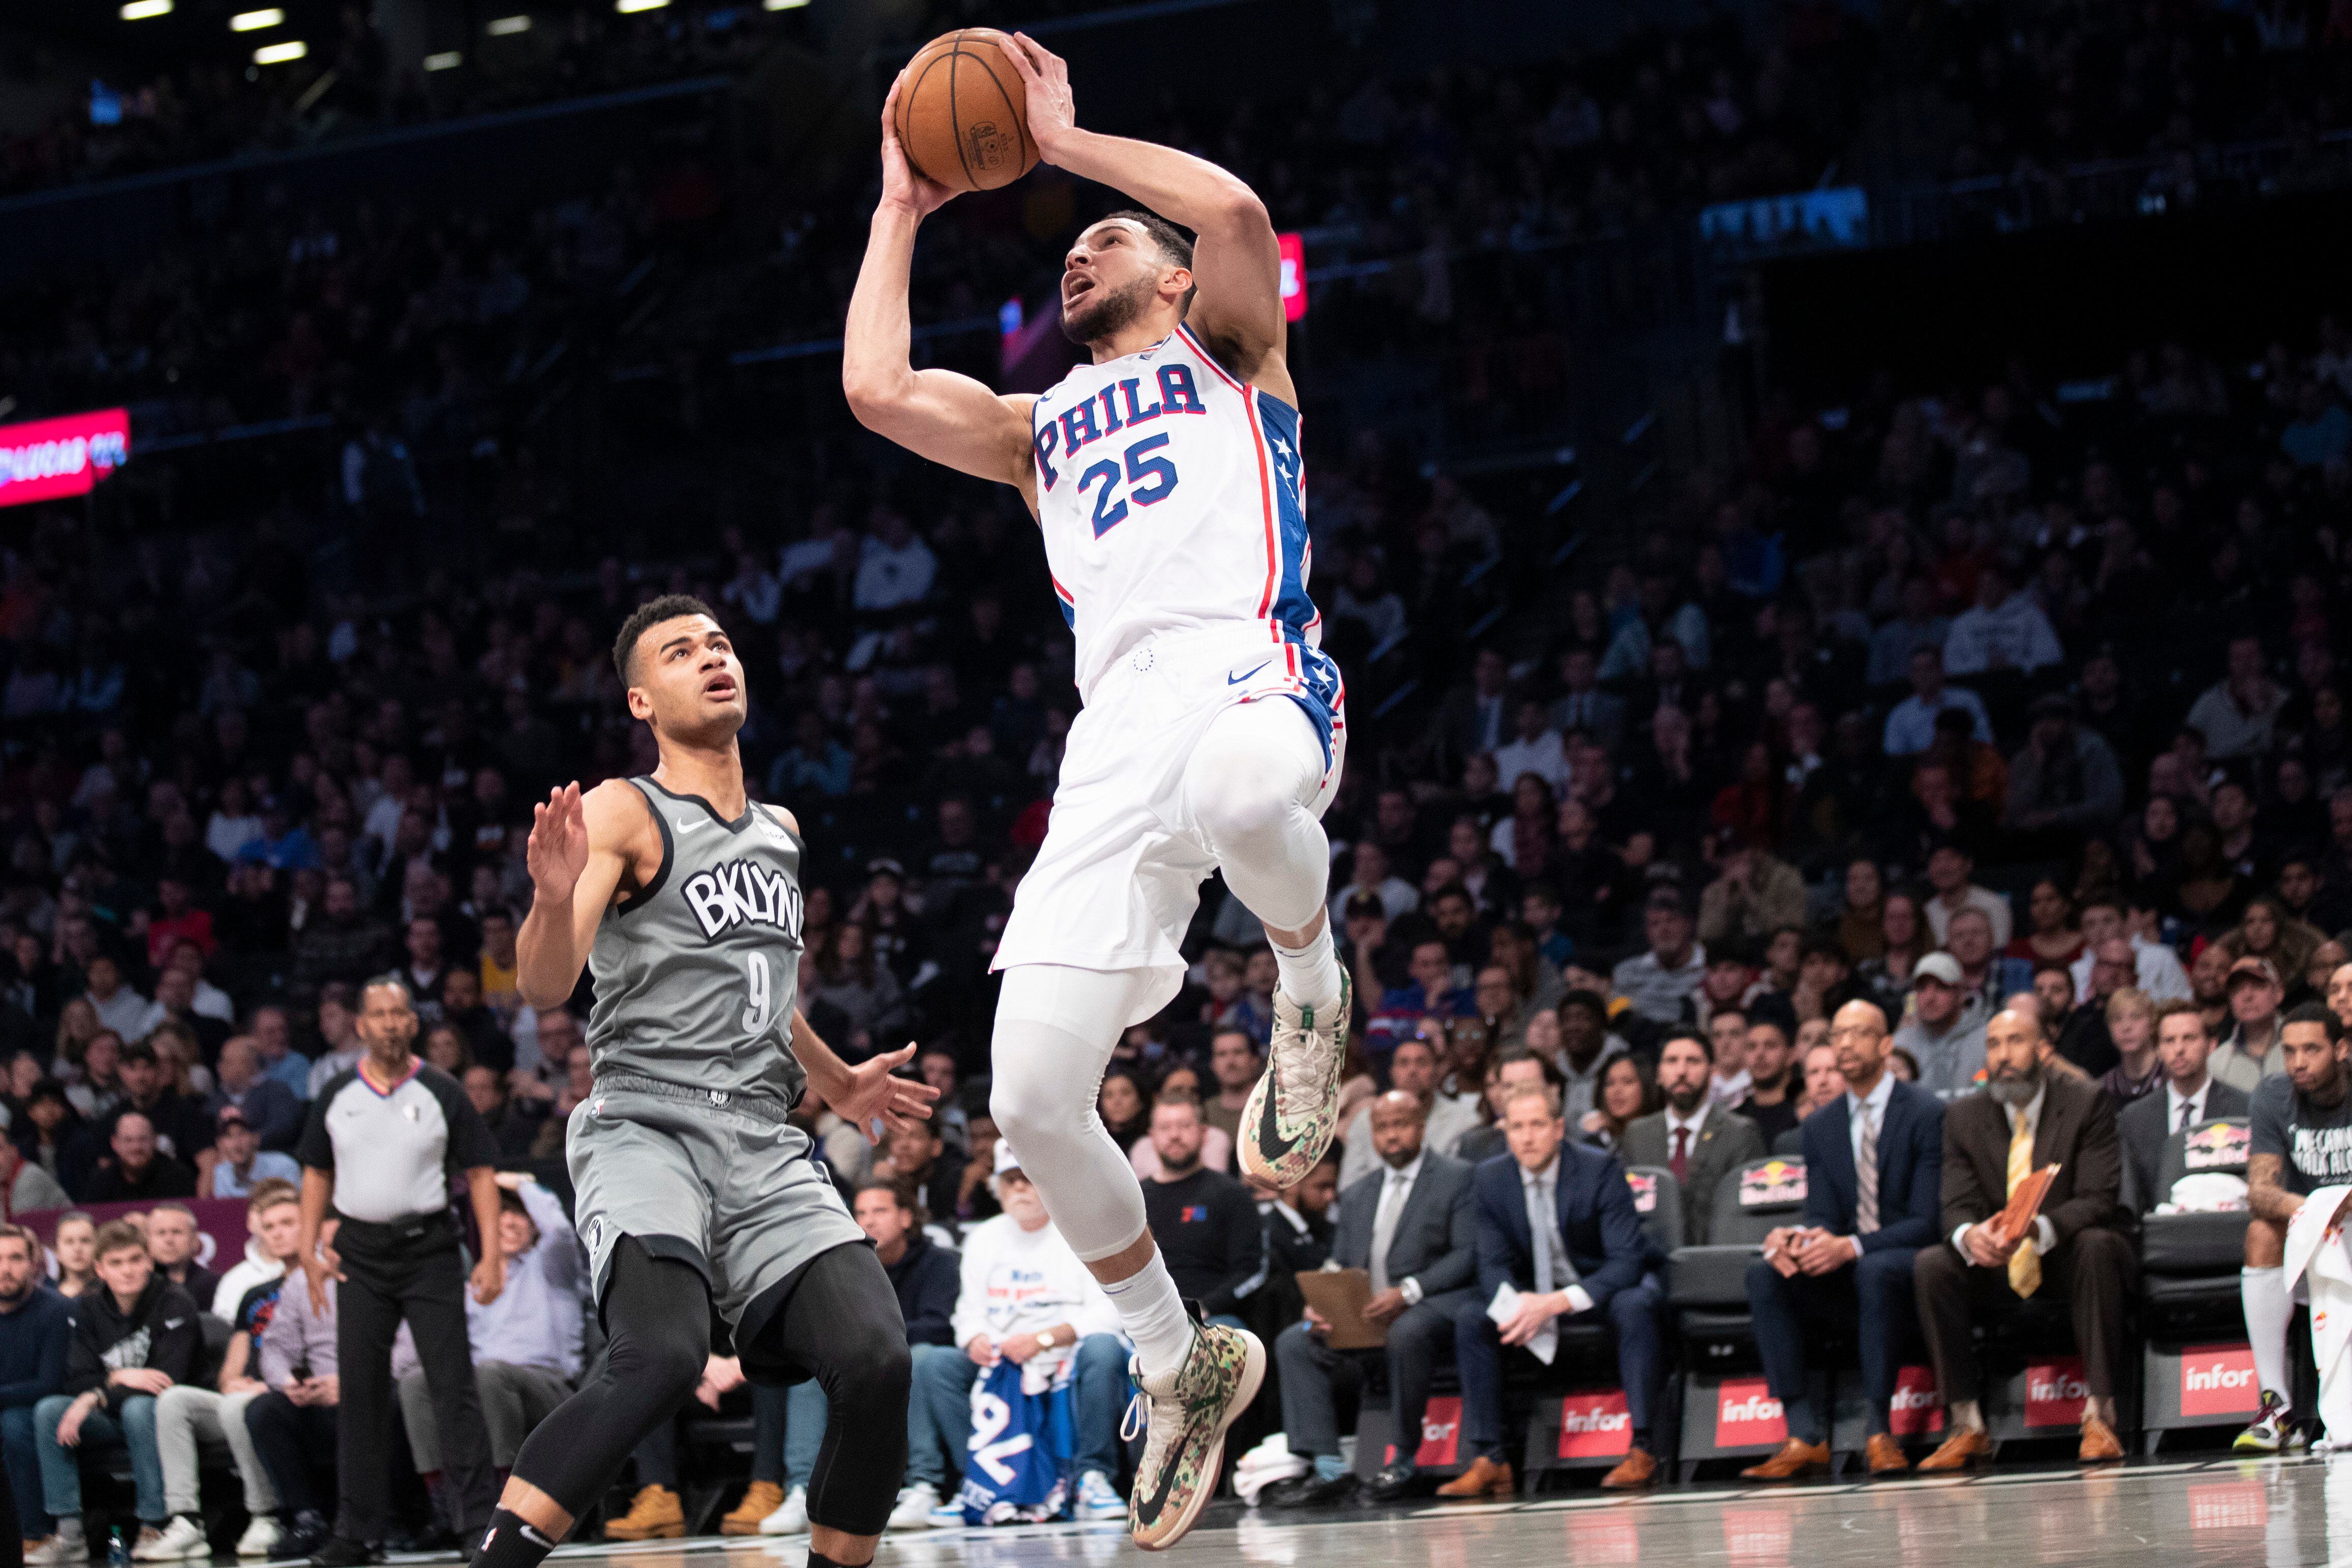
[3, 0, 2352, 1545]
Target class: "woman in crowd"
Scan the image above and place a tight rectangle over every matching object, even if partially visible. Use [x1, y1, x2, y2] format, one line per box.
[2128, 792, 2186, 892]
[422, 1022, 473, 1076]
[1096, 1070, 1150, 1157]
[1838, 857, 1886, 962]
[1579, 1054, 1658, 1151]
[2006, 878, 2085, 968]
[2217, 894, 2330, 994]
[809, 920, 904, 1044]
[49, 1211, 96, 1297]
[1855, 890, 1929, 1013]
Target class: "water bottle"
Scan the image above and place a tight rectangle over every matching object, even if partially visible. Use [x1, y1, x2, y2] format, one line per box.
[107, 1526, 129, 1568]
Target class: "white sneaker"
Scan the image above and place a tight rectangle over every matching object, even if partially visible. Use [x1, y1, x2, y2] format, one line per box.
[925, 1495, 965, 1528]
[146, 1517, 209, 1561]
[1076, 1470, 1124, 1520]
[756, 1485, 808, 1536]
[235, 1516, 281, 1559]
[886, 1483, 942, 1531]
[26, 1528, 88, 1565]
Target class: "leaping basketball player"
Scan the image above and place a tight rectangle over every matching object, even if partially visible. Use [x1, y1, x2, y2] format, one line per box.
[845, 34, 1349, 1551]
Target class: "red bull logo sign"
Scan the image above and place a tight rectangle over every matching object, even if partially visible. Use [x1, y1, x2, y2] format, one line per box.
[1626, 1171, 1658, 1214]
[2183, 1122, 2250, 1172]
[1738, 1160, 1806, 1206]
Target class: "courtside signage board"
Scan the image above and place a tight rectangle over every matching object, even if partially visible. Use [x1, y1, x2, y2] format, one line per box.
[0, 408, 130, 507]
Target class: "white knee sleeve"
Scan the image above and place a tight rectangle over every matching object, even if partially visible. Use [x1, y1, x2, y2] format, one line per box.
[1182, 697, 1332, 933]
[989, 964, 1158, 1262]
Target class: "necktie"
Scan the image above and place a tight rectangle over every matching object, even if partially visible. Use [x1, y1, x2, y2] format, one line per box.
[1370, 1171, 1406, 1294]
[2178, 1095, 2196, 1133]
[1527, 1175, 1556, 1294]
[2006, 1108, 2041, 1298]
[1855, 1104, 1880, 1235]
[1670, 1126, 1691, 1183]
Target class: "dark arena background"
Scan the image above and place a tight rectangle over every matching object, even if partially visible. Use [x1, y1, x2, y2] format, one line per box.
[5, 0, 2352, 1563]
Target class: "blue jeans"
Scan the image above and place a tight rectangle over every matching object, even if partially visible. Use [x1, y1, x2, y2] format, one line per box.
[35, 1394, 166, 1523]
[2, 1403, 50, 1536]
[906, 1336, 1129, 1489]
[782, 1381, 823, 1491]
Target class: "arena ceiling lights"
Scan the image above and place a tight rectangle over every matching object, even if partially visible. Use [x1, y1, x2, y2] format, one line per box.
[615, 0, 670, 12]
[117, 1, 173, 18]
[252, 38, 306, 62]
[764, 1, 809, 10]
[486, 15, 532, 34]
[229, 8, 285, 30]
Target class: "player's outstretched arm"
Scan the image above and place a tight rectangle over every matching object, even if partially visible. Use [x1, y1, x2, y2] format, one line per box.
[1002, 34, 1288, 395]
[515, 781, 637, 1009]
[843, 72, 1038, 500]
[789, 1009, 939, 1145]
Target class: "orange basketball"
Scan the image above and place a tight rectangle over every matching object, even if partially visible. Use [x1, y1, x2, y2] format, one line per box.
[893, 29, 1041, 195]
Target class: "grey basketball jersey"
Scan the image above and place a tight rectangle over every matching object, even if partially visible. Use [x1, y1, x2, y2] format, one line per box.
[586, 777, 809, 1102]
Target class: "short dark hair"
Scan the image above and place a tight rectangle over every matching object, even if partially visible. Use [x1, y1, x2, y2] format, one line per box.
[613, 594, 721, 685]
[1099, 209, 1197, 313]
[2284, 1000, 2343, 1042]
[854, 1178, 917, 1216]
[1660, 1025, 1714, 1064]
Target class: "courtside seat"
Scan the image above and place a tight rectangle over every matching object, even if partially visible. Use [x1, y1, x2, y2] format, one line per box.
[1624, 1165, 1686, 1255]
[1670, 1156, 1807, 1347]
[2138, 1119, 2252, 1329]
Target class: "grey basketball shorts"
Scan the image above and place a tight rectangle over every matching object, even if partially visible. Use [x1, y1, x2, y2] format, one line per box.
[568, 1074, 865, 1340]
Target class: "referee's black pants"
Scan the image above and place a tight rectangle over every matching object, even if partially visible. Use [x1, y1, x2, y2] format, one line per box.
[335, 1213, 498, 1543]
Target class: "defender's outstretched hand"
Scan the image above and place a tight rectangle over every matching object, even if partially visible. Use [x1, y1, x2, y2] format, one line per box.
[879, 69, 959, 220]
[528, 783, 591, 898]
[1002, 34, 1077, 161]
[827, 1042, 941, 1144]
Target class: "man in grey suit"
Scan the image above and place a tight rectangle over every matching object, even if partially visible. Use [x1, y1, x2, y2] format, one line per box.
[1265, 1091, 1477, 1508]
[1618, 1027, 1766, 1244]
[2118, 1000, 2248, 1211]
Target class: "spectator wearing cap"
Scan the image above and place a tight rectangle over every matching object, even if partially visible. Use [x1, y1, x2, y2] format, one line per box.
[1611, 891, 1707, 1027]
[2209, 956, 2288, 1092]
[1890, 954, 1990, 1096]
[206, 1036, 303, 1152]
[1882, 648, 1992, 757]
[1922, 842, 2013, 950]
[1697, 834, 1807, 949]
[207, 1106, 301, 1200]
[2003, 694, 2125, 860]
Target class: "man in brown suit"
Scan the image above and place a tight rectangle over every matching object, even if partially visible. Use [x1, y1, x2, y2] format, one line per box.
[1913, 1005, 2134, 1468]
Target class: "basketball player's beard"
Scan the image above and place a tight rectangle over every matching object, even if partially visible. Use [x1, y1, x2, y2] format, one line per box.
[1062, 275, 1154, 347]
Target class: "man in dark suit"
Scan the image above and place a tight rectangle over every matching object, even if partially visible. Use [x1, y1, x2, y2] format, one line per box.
[1619, 1027, 1766, 1244]
[1549, 648, 1626, 752]
[2117, 1000, 2247, 1211]
[1913, 1004, 2134, 1469]
[1444, 1084, 1665, 1497]
[1741, 999, 1945, 1480]
[1432, 647, 1513, 769]
[1265, 1093, 1476, 1508]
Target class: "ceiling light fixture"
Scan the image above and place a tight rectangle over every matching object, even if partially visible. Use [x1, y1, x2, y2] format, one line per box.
[252, 39, 308, 63]
[119, 1, 174, 19]
[486, 14, 532, 34]
[229, 8, 285, 30]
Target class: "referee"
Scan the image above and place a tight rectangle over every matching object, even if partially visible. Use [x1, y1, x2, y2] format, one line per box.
[297, 973, 506, 1567]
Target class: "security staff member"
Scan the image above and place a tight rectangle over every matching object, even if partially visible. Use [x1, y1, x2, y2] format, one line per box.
[297, 973, 506, 1567]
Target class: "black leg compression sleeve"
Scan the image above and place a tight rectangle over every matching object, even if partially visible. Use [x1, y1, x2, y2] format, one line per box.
[748, 1243, 912, 1539]
[508, 1237, 711, 1521]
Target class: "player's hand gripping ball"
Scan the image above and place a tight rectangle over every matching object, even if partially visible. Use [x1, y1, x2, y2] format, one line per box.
[891, 29, 1044, 194]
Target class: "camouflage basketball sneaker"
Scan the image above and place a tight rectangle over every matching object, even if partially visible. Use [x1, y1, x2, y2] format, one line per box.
[1239, 971, 1350, 1185]
[1124, 1315, 1267, 1551]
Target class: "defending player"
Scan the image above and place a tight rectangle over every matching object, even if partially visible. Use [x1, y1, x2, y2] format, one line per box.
[844, 35, 1348, 1549]
[467, 597, 935, 1568]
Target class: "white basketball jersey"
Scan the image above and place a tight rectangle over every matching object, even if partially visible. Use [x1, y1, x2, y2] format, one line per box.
[1028, 323, 1319, 701]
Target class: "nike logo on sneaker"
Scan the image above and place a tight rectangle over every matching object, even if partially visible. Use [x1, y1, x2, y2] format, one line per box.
[1227, 661, 1272, 685]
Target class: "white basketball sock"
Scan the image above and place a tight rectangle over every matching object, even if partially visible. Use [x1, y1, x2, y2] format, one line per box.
[1270, 930, 1343, 1013]
[1103, 1252, 1194, 1379]
[2244, 1265, 2294, 1406]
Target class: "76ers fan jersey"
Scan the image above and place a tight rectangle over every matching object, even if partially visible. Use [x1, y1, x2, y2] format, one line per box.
[1029, 323, 1334, 719]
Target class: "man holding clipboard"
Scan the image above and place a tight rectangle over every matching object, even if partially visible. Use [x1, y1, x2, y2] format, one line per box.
[1266, 1092, 1476, 1509]
[1912, 1004, 2135, 1469]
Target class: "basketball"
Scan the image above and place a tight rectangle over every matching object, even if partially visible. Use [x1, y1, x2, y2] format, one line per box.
[893, 29, 1041, 195]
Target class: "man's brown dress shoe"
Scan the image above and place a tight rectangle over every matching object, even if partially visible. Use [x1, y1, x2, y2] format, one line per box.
[1916, 1428, 1995, 1472]
[1599, 1449, 1659, 1491]
[1739, 1438, 1831, 1481]
[1432, 1455, 1515, 1499]
[1866, 1433, 1911, 1475]
[2078, 1416, 2125, 1463]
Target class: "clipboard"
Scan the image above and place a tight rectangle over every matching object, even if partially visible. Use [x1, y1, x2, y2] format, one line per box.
[1296, 1268, 1385, 1348]
[1991, 1163, 2060, 1243]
